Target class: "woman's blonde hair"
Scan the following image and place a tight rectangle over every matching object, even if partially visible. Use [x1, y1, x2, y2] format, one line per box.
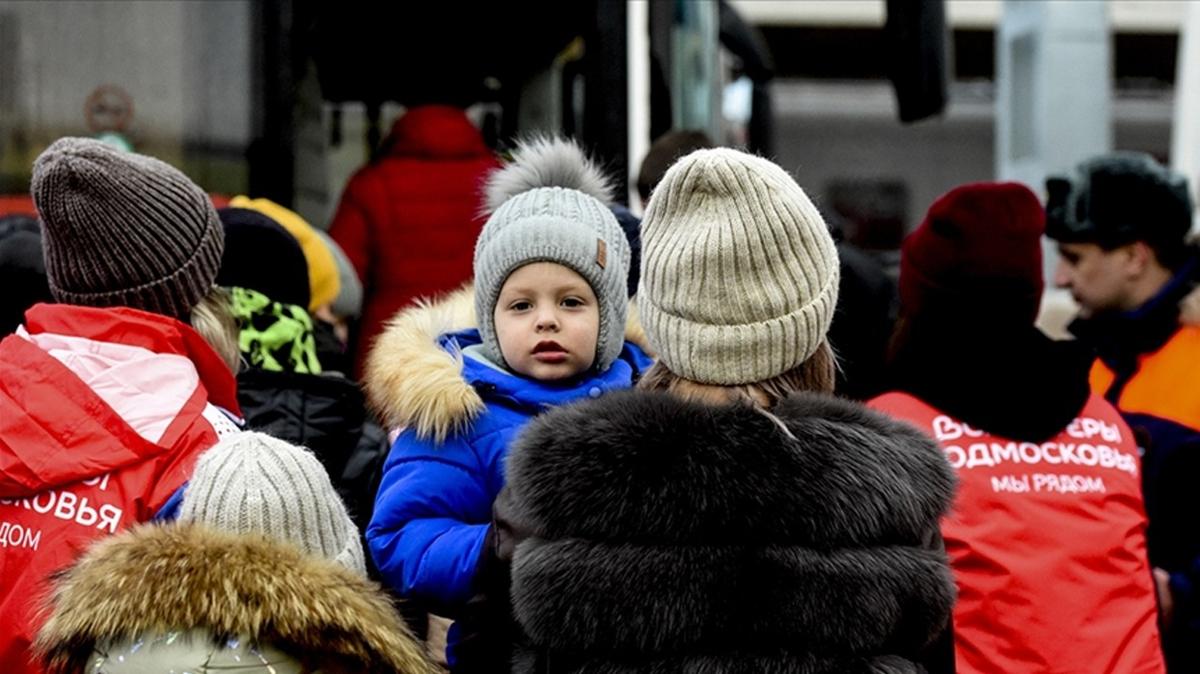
[638, 341, 837, 408]
[190, 286, 240, 374]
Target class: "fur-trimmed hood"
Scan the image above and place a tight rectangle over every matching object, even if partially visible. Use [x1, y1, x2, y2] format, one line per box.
[364, 283, 651, 441]
[501, 390, 957, 671]
[35, 523, 433, 674]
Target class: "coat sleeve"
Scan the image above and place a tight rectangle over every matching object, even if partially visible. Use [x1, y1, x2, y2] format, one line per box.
[328, 173, 374, 286]
[367, 428, 499, 612]
[917, 525, 958, 674]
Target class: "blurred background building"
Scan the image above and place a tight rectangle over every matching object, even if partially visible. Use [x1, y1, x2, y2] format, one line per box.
[1, 0, 1197, 310]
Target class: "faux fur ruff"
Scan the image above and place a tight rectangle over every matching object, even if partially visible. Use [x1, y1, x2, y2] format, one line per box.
[35, 524, 433, 674]
[511, 540, 953, 654]
[484, 136, 614, 214]
[364, 282, 651, 441]
[505, 390, 955, 548]
[503, 390, 956, 667]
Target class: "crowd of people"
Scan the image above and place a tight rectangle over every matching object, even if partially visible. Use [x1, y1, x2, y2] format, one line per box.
[1, 102, 1198, 674]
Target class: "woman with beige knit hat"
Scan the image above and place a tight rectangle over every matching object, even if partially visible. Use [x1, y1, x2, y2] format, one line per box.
[490, 148, 959, 672]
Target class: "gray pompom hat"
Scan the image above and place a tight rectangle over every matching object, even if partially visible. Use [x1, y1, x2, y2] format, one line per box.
[474, 137, 630, 372]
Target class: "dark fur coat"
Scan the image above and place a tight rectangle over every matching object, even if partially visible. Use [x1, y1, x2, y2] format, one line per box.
[498, 389, 957, 673]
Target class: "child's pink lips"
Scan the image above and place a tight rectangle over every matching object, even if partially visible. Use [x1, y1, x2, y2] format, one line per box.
[532, 341, 568, 362]
[532, 340, 566, 354]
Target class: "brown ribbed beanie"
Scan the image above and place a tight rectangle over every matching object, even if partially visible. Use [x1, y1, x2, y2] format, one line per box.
[639, 148, 840, 385]
[31, 137, 224, 318]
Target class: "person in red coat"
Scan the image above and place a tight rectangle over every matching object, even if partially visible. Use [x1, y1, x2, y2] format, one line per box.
[329, 105, 500, 374]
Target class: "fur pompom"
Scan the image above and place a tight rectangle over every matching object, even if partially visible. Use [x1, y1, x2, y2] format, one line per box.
[484, 136, 614, 213]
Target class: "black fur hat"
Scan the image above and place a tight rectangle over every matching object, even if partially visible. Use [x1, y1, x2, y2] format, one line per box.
[1046, 152, 1192, 248]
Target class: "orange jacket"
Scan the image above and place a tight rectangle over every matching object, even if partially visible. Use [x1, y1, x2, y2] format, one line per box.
[1090, 324, 1200, 432]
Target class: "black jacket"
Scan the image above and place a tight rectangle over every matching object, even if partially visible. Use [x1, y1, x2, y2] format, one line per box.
[831, 242, 898, 401]
[484, 389, 957, 673]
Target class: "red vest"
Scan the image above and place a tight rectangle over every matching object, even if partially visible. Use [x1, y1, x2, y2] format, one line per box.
[0, 305, 241, 674]
[870, 392, 1164, 674]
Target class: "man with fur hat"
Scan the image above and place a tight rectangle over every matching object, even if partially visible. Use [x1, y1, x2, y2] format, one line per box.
[365, 137, 651, 671]
[872, 182, 1165, 673]
[0, 138, 242, 674]
[491, 148, 956, 672]
[1047, 152, 1200, 671]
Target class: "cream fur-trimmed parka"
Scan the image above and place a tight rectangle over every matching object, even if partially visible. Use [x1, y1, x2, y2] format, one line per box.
[35, 523, 434, 673]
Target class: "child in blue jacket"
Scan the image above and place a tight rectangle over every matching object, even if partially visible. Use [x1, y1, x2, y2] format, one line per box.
[365, 138, 651, 668]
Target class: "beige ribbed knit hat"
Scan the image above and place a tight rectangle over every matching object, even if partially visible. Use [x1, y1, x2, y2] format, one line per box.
[639, 148, 839, 385]
[179, 432, 366, 573]
[31, 137, 224, 319]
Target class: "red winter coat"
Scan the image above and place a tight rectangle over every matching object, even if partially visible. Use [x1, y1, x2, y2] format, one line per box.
[329, 105, 500, 374]
[0, 304, 242, 674]
[870, 391, 1165, 674]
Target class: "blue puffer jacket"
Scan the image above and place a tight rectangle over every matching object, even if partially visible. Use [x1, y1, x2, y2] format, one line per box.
[369, 328, 649, 608]
[361, 286, 652, 667]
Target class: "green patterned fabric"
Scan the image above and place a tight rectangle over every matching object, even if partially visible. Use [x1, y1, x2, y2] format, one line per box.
[230, 286, 322, 374]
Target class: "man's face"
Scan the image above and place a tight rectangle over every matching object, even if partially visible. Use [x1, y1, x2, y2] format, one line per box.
[1053, 241, 1136, 317]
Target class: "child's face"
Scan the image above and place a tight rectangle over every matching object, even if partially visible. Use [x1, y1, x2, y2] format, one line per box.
[494, 262, 599, 382]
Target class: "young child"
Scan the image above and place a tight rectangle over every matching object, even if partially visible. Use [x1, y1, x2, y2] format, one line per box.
[365, 138, 651, 669]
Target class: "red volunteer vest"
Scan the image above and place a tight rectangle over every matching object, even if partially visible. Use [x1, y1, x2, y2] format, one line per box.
[870, 392, 1164, 674]
[0, 306, 241, 674]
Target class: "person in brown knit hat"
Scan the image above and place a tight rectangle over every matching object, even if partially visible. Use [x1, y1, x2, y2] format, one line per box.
[33, 137, 225, 319]
[483, 148, 957, 673]
[0, 138, 243, 674]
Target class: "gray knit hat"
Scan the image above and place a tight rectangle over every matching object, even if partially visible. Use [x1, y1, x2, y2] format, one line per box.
[31, 137, 224, 319]
[179, 431, 366, 574]
[639, 148, 840, 385]
[315, 227, 364, 319]
[475, 137, 630, 372]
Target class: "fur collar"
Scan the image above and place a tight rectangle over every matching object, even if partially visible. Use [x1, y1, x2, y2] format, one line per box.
[503, 390, 956, 666]
[505, 390, 954, 548]
[35, 523, 433, 674]
[364, 283, 651, 441]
